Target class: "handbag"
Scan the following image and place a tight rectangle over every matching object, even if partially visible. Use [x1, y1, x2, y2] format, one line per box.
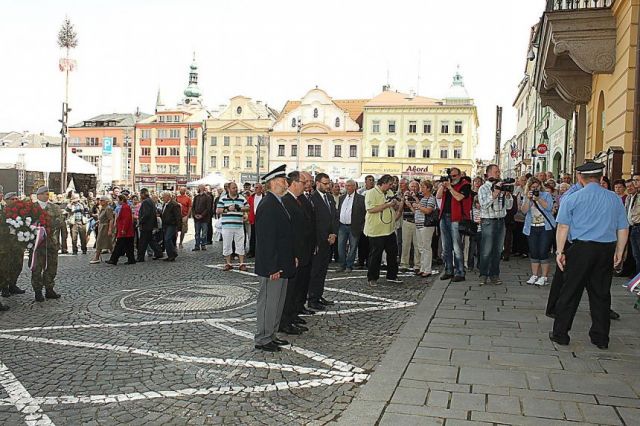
[533, 200, 556, 230]
[422, 196, 439, 227]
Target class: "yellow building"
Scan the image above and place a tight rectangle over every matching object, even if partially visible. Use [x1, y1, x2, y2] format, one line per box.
[534, 0, 638, 179]
[204, 96, 277, 183]
[362, 72, 479, 180]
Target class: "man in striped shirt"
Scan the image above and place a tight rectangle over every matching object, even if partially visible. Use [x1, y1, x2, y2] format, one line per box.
[216, 182, 249, 271]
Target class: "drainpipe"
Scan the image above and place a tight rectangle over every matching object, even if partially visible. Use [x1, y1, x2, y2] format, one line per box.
[563, 118, 569, 174]
[632, 16, 640, 175]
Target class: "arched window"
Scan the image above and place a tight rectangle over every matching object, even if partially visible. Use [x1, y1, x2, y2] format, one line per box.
[595, 91, 605, 154]
[335, 117, 340, 128]
[291, 118, 296, 128]
[313, 108, 318, 118]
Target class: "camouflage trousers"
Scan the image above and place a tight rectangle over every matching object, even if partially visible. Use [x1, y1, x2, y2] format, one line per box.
[30, 244, 59, 291]
[0, 245, 23, 290]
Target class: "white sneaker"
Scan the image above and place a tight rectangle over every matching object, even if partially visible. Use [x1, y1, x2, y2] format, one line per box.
[535, 276, 548, 286]
[526, 275, 539, 285]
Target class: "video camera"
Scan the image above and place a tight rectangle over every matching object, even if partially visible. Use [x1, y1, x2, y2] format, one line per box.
[490, 178, 515, 193]
[439, 168, 452, 183]
[385, 192, 401, 203]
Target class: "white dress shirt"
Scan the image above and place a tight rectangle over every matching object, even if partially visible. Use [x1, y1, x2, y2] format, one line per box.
[339, 193, 354, 225]
[253, 193, 263, 214]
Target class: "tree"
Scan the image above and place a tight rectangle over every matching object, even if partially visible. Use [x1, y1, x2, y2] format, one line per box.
[57, 17, 78, 50]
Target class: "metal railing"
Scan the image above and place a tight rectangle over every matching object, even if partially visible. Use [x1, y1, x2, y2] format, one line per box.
[546, 0, 614, 11]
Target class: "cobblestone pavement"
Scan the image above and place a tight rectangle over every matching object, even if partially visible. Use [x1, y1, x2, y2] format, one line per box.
[339, 258, 640, 426]
[0, 234, 430, 425]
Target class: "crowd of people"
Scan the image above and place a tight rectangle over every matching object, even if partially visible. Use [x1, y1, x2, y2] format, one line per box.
[0, 160, 636, 350]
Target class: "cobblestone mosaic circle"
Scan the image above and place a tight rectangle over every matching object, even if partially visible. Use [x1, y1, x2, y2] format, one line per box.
[120, 282, 256, 315]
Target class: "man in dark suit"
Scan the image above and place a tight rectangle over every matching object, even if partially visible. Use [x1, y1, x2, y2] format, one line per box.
[137, 188, 163, 261]
[254, 165, 297, 352]
[336, 179, 366, 272]
[280, 171, 316, 334]
[161, 192, 182, 262]
[308, 173, 338, 311]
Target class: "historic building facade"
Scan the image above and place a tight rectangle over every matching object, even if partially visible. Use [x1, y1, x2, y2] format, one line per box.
[133, 56, 210, 191]
[204, 96, 277, 183]
[361, 71, 479, 180]
[269, 88, 367, 179]
[534, 0, 638, 179]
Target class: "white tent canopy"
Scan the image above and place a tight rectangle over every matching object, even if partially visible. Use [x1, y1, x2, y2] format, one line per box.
[0, 147, 97, 174]
[187, 172, 227, 187]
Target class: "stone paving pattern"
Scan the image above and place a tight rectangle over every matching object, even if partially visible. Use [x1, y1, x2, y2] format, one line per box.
[337, 259, 640, 426]
[0, 234, 428, 425]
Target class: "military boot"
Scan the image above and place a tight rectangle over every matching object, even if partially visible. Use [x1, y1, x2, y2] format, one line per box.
[34, 289, 45, 302]
[0, 302, 9, 312]
[1, 287, 11, 298]
[45, 288, 61, 300]
[9, 285, 25, 295]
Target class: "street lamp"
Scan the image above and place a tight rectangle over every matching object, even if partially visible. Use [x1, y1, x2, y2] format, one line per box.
[296, 116, 302, 170]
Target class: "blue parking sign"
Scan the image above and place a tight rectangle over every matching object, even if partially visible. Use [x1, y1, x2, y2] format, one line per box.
[103, 137, 113, 155]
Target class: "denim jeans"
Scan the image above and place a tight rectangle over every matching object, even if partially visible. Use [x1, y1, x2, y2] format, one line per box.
[194, 221, 208, 248]
[527, 226, 554, 264]
[440, 213, 465, 277]
[629, 226, 640, 274]
[163, 225, 178, 259]
[479, 218, 506, 278]
[338, 224, 359, 269]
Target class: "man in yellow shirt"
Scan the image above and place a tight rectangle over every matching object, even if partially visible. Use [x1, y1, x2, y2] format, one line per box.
[364, 175, 403, 286]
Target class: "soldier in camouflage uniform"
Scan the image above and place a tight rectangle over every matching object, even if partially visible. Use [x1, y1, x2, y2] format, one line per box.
[1, 192, 26, 298]
[0, 188, 10, 311]
[31, 186, 64, 302]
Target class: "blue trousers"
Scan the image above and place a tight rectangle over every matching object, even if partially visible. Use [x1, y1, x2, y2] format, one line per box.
[338, 224, 359, 269]
[194, 221, 208, 248]
[440, 213, 465, 277]
[479, 218, 505, 278]
[527, 226, 554, 264]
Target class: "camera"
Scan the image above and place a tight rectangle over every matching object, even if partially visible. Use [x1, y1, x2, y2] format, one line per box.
[491, 178, 515, 193]
[439, 168, 452, 183]
[532, 189, 540, 197]
[385, 192, 401, 203]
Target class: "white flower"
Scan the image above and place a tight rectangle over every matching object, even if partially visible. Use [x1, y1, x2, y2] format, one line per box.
[29, 233, 35, 240]
[25, 217, 32, 225]
[9, 228, 16, 235]
[27, 243, 33, 249]
[29, 224, 36, 230]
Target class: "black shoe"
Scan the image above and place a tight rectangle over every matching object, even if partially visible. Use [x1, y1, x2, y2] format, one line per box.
[201, 246, 207, 251]
[502, 256, 510, 262]
[152, 255, 164, 260]
[319, 297, 334, 306]
[308, 302, 326, 311]
[135, 259, 145, 263]
[9, 285, 25, 295]
[292, 317, 307, 325]
[545, 312, 556, 319]
[452, 275, 466, 283]
[293, 324, 308, 332]
[72, 251, 78, 255]
[82, 250, 87, 254]
[35, 290, 45, 303]
[125, 261, 136, 265]
[1, 288, 11, 298]
[591, 340, 608, 350]
[105, 260, 117, 265]
[0, 303, 9, 312]
[440, 273, 454, 280]
[163, 257, 176, 262]
[548, 332, 569, 346]
[45, 289, 61, 299]
[609, 310, 620, 320]
[272, 338, 289, 346]
[255, 342, 281, 352]
[300, 308, 316, 315]
[279, 325, 302, 335]
[192, 246, 201, 251]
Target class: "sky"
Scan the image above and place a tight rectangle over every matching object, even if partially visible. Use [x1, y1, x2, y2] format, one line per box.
[0, 0, 544, 159]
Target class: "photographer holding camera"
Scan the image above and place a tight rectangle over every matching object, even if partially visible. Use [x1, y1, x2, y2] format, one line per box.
[436, 167, 471, 282]
[521, 177, 556, 286]
[364, 174, 403, 286]
[477, 164, 513, 285]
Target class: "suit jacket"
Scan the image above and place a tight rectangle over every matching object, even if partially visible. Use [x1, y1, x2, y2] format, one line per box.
[138, 197, 158, 231]
[116, 203, 135, 238]
[161, 200, 182, 227]
[338, 192, 366, 238]
[283, 192, 316, 267]
[254, 192, 296, 279]
[311, 190, 338, 246]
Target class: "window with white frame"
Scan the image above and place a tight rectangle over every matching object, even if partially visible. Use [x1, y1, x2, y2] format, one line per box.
[169, 129, 180, 138]
[210, 156, 217, 168]
[157, 147, 167, 156]
[453, 148, 462, 159]
[423, 148, 431, 158]
[174, 115, 181, 122]
[334, 145, 342, 157]
[388, 120, 396, 133]
[157, 129, 169, 138]
[85, 137, 99, 146]
[210, 136, 217, 146]
[335, 117, 340, 128]
[308, 145, 321, 157]
[278, 145, 285, 156]
[223, 156, 229, 168]
[246, 136, 253, 146]
[349, 145, 357, 157]
[169, 147, 180, 156]
[423, 121, 432, 134]
[166, 116, 173, 123]
[141, 147, 151, 156]
[141, 129, 151, 139]
[189, 165, 196, 174]
[440, 148, 448, 158]
[291, 145, 297, 157]
[387, 145, 395, 157]
[157, 164, 168, 174]
[408, 121, 417, 134]
[408, 147, 416, 158]
[441, 121, 449, 134]
[169, 165, 179, 174]
[140, 164, 150, 173]
[187, 147, 197, 156]
[371, 146, 379, 157]
[235, 136, 241, 146]
[246, 157, 252, 168]
[454, 121, 463, 134]
[223, 136, 230, 146]
[372, 120, 380, 133]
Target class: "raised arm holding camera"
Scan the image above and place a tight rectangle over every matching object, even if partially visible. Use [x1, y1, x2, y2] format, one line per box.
[477, 164, 513, 285]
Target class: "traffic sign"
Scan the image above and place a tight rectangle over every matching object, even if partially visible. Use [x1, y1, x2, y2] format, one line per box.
[537, 144, 548, 155]
[103, 137, 113, 155]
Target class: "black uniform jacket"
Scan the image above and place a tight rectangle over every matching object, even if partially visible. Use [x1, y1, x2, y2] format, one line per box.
[310, 190, 339, 247]
[337, 192, 366, 238]
[161, 200, 182, 227]
[282, 192, 316, 267]
[254, 192, 296, 279]
[138, 197, 158, 231]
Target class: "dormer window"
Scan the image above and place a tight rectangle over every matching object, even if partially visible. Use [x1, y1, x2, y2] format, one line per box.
[237, 106, 242, 115]
[335, 117, 340, 128]
[313, 108, 318, 118]
[291, 118, 296, 128]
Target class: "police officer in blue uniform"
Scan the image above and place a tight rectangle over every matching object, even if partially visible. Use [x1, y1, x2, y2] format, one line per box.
[550, 162, 629, 349]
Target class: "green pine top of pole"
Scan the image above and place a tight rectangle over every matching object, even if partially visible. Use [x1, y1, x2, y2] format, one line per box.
[57, 17, 78, 50]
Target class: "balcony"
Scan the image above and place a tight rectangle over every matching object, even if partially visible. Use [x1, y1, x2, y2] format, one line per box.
[534, 0, 616, 119]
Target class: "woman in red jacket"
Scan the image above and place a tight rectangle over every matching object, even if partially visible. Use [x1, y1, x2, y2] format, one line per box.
[106, 195, 136, 265]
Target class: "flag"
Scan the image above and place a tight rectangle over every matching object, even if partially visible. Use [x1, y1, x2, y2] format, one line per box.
[624, 271, 640, 295]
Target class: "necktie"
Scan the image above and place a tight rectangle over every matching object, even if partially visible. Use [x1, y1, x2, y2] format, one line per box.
[324, 193, 330, 208]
